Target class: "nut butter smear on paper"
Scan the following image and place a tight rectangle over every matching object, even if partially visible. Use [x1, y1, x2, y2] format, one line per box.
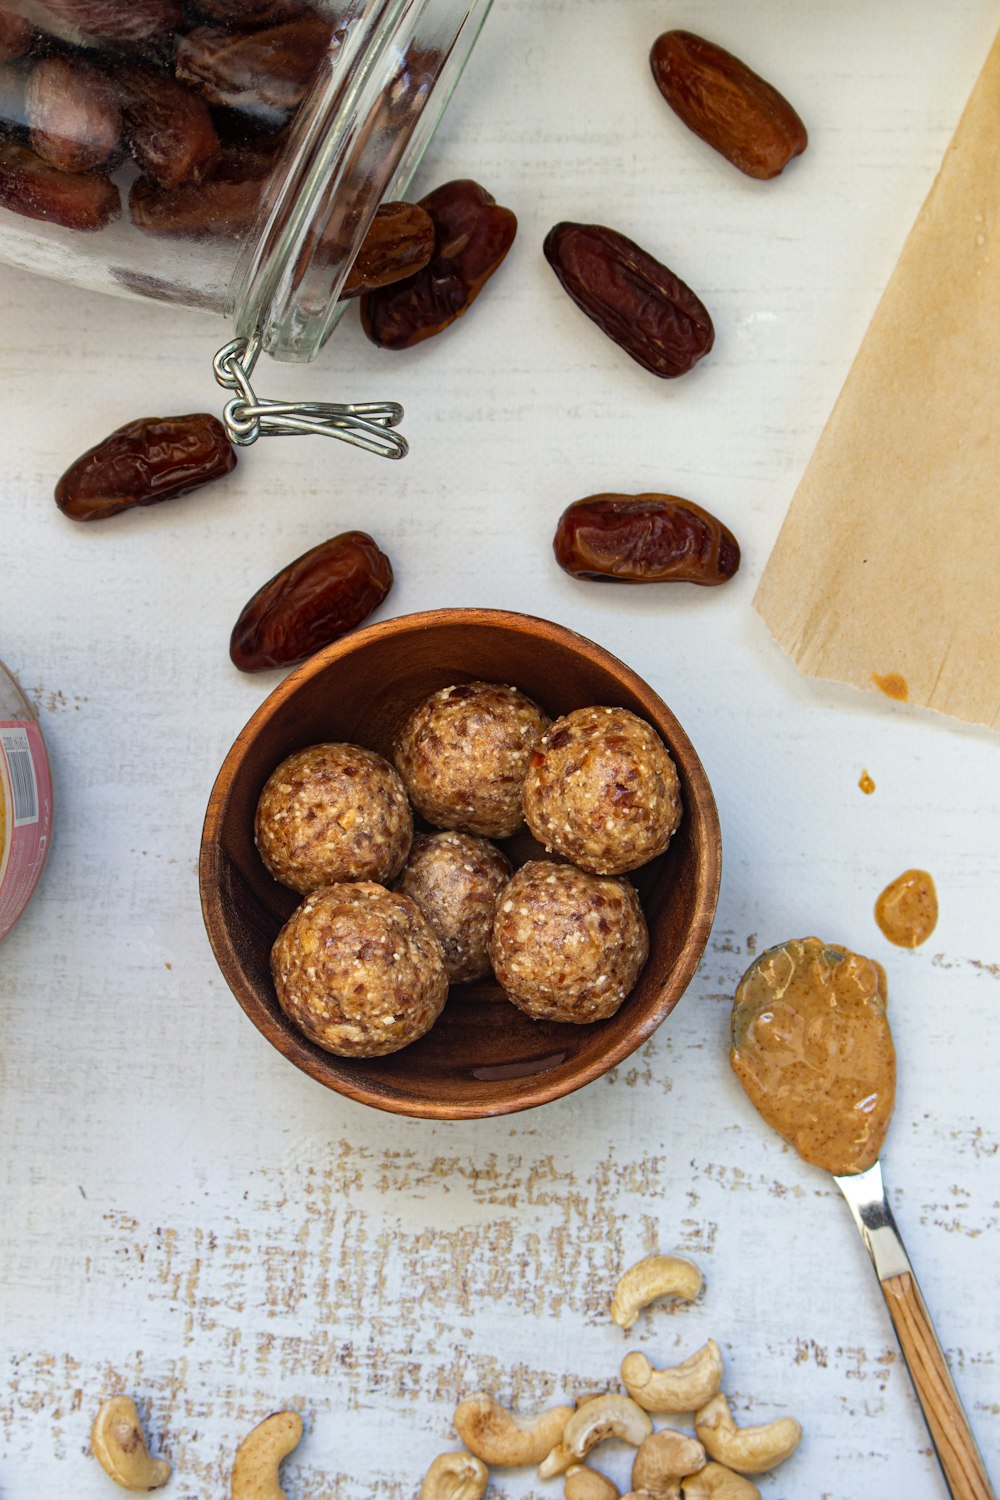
[871, 672, 909, 702]
[730, 936, 896, 1175]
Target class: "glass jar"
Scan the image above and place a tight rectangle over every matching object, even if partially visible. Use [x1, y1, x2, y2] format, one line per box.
[0, 658, 53, 941]
[0, 0, 493, 443]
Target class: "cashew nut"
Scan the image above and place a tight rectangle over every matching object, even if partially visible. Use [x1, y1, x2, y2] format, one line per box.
[680, 1463, 761, 1500]
[621, 1341, 724, 1414]
[565, 1464, 620, 1500]
[610, 1256, 703, 1330]
[693, 1395, 801, 1476]
[539, 1395, 653, 1478]
[419, 1452, 489, 1500]
[454, 1393, 573, 1467]
[631, 1430, 706, 1498]
[91, 1396, 171, 1492]
[230, 1410, 304, 1500]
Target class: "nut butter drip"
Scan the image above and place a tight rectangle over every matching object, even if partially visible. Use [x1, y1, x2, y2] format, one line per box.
[871, 671, 909, 702]
[730, 936, 896, 1176]
[875, 868, 938, 948]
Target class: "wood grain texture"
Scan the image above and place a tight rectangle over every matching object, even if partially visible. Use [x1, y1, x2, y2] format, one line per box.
[883, 1272, 995, 1500]
[0, 2, 998, 1497]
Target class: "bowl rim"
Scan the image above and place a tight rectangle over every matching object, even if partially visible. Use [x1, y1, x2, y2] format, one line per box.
[200, 606, 722, 1119]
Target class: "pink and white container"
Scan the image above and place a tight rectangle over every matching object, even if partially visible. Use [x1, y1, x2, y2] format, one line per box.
[0, 657, 53, 941]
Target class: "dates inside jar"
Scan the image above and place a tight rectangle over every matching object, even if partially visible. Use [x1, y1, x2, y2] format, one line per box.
[25, 55, 121, 173]
[0, 9, 32, 61]
[553, 493, 740, 586]
[543, 221, 713, 379]
[0, 136, 120, 228]
[15, 0, 183, 48]
[115, 63, 221, 188]
[230, 530, 393, 672]
[175, 16, 335, 127]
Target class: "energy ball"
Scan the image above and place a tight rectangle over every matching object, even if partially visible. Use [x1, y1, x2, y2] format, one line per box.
[394, 681, 550, 838]
[395, 831, 513, 984]
[255, 742, 413, 894]
[490, 860, 649, 1023]
[522, 706, 681, 875]
[271, 882, 448, 1058]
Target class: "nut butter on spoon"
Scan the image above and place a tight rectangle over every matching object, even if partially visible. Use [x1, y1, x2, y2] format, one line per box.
[731, 937, 995, 1500]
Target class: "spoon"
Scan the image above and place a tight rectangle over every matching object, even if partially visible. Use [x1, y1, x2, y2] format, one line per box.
[835, 1160, 993, 1500]
[731, 938, 995, 1500]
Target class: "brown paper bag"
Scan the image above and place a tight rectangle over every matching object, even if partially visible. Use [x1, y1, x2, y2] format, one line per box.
[754, 28, 1000, 731]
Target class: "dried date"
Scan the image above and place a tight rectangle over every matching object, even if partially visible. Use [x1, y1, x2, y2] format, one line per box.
[25, 56, 120, 173]
[115, 64, 219, 187]
[191, 0, 306, 22]
[543, 221, 713, 378]
[341, 201, 434, 297]
[0, 59, 27, 130]
[55, 412, 236, 521]
[175, 17, 335, 126]
[0, 8, 32, 60]
[360, 178, 516, 349]
[13, 0, 181, 48]
[554, 494, 740, 586]
[0, 136, 119, 227]
[230, 531, 393, 672]
[650, 30, 807, 180]
[129, 145, 274, 238]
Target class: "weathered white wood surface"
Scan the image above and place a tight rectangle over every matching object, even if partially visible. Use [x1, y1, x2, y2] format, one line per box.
[1, 4, 998, 1497]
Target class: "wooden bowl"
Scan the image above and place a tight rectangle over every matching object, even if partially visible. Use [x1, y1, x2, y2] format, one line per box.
[199, 608, 721, 1118]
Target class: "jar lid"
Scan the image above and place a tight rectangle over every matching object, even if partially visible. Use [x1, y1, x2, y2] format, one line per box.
[229, 0, 493, 365]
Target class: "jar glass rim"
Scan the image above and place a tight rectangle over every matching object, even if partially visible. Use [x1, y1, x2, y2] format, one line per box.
[229, 0, 493, 364]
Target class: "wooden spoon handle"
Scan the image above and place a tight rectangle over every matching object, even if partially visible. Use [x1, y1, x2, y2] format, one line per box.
[837, 1163, 995, 1500]
[881, 1269, 994, 1500]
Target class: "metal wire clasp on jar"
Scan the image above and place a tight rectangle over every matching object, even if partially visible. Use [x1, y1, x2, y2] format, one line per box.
[213, 331, 406, 456]
[213, 0, 495, 455]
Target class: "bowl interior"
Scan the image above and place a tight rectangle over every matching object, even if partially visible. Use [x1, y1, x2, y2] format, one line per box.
[200, 610, 720, 1118]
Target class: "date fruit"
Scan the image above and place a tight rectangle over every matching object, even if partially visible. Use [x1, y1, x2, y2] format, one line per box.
[25, 56, 120, 173]
[0, 137, 119, 228]
[230, 531, 393, 672]
[192, 0, 306, 22]
[0, 8, 32, 61]
[650, 30, 807, 180]
[175, 17, 335, 126]
[116, 64, 220, 187]
[341, 200, 434, 297]
[0, 59, 28, 129]
[14, 0, 182, 48]
[543, 221, 713, 378]
[553, 493, 740, 586]
[360, 178, 516, 349]
[55, 412, 236, 521]
[130, 146, 274, 238]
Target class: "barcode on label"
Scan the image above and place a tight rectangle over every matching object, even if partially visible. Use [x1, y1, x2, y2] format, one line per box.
[1, 729, 39, 826]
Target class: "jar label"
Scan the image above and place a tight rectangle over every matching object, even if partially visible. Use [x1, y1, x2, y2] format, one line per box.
[0, 719, 53, 940]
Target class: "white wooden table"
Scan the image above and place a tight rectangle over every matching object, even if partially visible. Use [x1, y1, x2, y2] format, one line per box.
[2, 4, 998, 1497]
